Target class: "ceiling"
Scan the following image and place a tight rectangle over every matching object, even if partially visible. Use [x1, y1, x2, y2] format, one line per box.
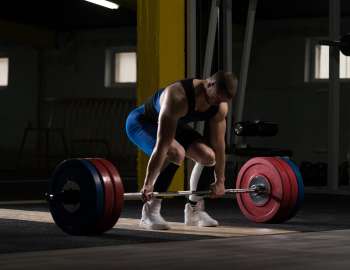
[235, 0, 350, 21]
[0, 0, 349, 31]
[0, 0, 137, 31]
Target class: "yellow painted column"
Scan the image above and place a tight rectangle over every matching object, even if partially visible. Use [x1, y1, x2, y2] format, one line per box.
[137, 0, 185, 190]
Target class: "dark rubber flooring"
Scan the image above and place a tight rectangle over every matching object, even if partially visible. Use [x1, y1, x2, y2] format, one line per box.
[0, 194, 350, 255]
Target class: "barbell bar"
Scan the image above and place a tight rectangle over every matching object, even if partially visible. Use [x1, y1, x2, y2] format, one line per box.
[45, 184, 267, 203]
[124, 185, 267, 200]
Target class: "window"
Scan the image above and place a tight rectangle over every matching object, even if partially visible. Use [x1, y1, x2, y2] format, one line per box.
[340, 50, 350, 79]
[313, 44, 350, 80]
[0, 57, 9, 87]
[314, 45, 329, 79]
[105, 48, 137, 87]
[114, 52, 137, 83]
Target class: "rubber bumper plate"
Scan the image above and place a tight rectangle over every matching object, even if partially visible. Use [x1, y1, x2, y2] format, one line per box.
[49, 159, 105, 235]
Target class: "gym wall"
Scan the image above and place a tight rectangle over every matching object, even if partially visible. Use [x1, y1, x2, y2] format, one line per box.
[0, 24, 137, 178]
[0, 21, 56, 160]
[1, 4, 349, 188]
[44, 27, 136, 99]
[240, 17, 350, 165]
[0, 45, 39, 170]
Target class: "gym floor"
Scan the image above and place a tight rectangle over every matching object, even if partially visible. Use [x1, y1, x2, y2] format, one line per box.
[0, 194, 350, 269]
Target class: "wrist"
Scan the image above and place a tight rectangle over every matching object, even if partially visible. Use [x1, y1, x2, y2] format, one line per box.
[216, 177, 225, 184]
[143, 178, 152, 187]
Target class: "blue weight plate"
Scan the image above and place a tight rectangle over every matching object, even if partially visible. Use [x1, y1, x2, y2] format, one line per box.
[280, 157, 304, 218]
[49, 159, 105, 235]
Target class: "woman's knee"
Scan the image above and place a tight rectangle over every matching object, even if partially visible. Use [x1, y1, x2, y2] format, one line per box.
[189, 144, 216, 166]
[167, 146, 186, 165]
[199, 148, 216, 166]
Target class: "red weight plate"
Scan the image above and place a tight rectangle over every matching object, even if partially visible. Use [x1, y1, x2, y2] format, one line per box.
[88, 159, 115, 233]
[275, 157, 299, 221]
[97, 158, 124, 229]
[236, 157, 286, 223]
[266, 157, 294, 223]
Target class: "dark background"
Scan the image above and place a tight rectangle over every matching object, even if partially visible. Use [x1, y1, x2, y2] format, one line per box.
[0, 0, 349, 199]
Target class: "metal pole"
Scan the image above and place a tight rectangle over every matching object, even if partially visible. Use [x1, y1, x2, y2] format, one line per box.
[234, 0, 258, 145]
[202, 0, 220, 78]
[328, 0, 341, 190]
[186, 0, 197, 78]
[223, 0, 233, 147]
[186, 0, 197, 184]
[196, 0, 220, 135]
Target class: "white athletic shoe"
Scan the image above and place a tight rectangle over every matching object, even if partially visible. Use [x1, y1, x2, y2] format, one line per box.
[184, 200, 219, 227]
[139, 198, 170, 230]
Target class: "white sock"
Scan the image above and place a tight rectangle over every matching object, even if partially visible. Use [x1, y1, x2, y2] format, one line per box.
[189, 162, 204, 202]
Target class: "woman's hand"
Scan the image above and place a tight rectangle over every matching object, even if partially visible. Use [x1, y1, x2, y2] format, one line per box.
[140, 183, 154, 202]
[209, 181, 225, 198]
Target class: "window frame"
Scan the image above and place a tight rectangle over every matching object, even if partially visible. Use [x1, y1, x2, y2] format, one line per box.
[105, 46, 137, 88]
[0, 55, 10, 89]
[305, 37, 350, 83]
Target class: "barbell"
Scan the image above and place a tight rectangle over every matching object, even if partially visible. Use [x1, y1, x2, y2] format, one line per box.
[45, 156, 304, 235]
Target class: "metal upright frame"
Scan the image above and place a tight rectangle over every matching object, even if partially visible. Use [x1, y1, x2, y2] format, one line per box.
[328, 0, 341, 190]
[223, 0, 233, 146]
[186, 0, 197, 183]
[234, 0, 258, 146]
[187, 0, 256, 181]
[202, 0, 220, 79]
[186, 0, 197, 78]
[188, 0, 342, 193]
[193, 0, 221, 135]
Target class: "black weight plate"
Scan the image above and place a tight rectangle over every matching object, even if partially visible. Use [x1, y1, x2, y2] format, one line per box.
[49, 159, 104, 235]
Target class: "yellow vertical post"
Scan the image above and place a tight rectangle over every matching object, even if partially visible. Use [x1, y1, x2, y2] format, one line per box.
[137, 0, 185, 190]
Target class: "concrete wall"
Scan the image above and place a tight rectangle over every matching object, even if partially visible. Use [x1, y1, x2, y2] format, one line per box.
[235, 18, 350, 164]
[44, 28, 136, 99]
[0, 26, 136, 172]
[0, 45, 39, 169]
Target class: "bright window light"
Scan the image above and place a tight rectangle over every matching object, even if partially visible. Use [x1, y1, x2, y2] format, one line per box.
[83, 0, 119, 9]
[114, 52, 137, 83]
[340, 51, 350, 79]
[0, 58, 9, 86]
[315, 45, 329, 79]
[315, 45, 350, 79]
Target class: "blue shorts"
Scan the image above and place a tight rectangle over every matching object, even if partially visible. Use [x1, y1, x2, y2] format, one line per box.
[125, 105, 203, 156]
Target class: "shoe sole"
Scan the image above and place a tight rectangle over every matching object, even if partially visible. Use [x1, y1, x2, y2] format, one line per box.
[139, 221, 170, 230]
[185, 222, 219, 227]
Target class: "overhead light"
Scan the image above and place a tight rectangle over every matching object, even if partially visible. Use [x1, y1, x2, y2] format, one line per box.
[83, 0, 119, 9]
